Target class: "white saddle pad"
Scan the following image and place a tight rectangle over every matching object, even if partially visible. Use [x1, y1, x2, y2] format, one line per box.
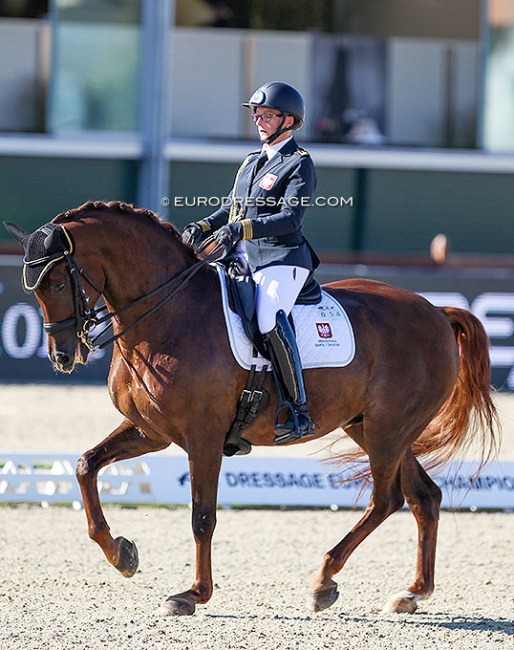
[216, 266, 356, 371]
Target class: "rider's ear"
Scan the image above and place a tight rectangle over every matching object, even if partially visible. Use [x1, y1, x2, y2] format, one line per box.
[284, 114, 295, 129]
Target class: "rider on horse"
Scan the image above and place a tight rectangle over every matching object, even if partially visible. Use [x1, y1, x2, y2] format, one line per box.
[183, 81, 320, 445]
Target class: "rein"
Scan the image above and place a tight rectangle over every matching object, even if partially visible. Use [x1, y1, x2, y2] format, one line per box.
[43, 230, 221, 352]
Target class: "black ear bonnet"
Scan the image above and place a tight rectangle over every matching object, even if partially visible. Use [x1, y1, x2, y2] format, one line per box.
[13, 223, 74, 293]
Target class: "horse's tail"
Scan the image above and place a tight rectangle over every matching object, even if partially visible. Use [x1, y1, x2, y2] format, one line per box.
[412, 306, 501, 472]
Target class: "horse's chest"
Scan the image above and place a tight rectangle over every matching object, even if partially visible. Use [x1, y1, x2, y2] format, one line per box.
[109, 352, 179, 421]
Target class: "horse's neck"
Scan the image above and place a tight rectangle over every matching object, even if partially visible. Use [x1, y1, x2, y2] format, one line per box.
[100, 228, 193, 311]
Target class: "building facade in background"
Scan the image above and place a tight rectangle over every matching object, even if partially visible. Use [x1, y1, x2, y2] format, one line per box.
[0, 0, 513, 259]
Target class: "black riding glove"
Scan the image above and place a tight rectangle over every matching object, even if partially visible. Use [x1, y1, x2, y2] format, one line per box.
[214, 222, 243, 248]
[182, 222, 205, 245]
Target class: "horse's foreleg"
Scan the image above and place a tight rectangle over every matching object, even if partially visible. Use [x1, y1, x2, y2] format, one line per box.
[309, 463, 404, 613]
[383, 450, 442, 614]
[76, 420, 167, 577]
[161, 450, 223, 616]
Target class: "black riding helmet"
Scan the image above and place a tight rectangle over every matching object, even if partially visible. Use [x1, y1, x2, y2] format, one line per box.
[242, 81, 305, 144]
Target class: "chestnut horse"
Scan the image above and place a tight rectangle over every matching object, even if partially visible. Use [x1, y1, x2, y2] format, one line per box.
[4, 201, 499, 616]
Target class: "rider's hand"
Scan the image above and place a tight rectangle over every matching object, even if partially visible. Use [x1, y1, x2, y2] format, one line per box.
[182, 222, 205, 246]
[214, 223, 243, 248]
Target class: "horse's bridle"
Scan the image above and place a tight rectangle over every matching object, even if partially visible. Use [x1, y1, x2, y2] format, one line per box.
[42, 247, 101, 351]
[35, 226, 219, 352]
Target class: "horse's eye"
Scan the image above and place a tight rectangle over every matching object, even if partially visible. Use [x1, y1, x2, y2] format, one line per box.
[52, 281, 66, 293]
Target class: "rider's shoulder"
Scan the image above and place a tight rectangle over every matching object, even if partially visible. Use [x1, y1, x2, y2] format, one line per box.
[294, 146, 311, 158]
[239, 150, 260, 169]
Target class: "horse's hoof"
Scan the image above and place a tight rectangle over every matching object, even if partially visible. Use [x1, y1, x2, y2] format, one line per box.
[160, 596, 196, 616]
[382, 590, 420, 614]
[113, 536, 139, 577]
[309, 583, 339, 612]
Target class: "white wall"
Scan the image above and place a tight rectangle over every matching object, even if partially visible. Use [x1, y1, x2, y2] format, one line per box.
[242, 31, 312, 139]
[169, 28, 246, 138]
[483, 26, 514, 151]
[386, 38, 479, 147]
[169, 28, 312, 140]
[0, 19, 41, 132]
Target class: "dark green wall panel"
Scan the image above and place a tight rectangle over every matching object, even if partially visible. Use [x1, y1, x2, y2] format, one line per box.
[1, 157, 512, 258]
[0, 157, 137, 235]
[365, 169, 514, 254]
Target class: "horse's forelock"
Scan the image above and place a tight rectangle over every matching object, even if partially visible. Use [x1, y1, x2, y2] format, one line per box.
[51, 200, 199, 261]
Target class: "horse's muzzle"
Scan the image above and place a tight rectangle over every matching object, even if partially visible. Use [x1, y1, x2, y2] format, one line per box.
[49, 339, 89, 373]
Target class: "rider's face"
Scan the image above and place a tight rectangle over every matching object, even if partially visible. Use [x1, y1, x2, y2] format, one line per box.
[253, 110, 294, 143]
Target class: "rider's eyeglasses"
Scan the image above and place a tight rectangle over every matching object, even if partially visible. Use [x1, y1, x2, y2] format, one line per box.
[252, 112, 283, 123]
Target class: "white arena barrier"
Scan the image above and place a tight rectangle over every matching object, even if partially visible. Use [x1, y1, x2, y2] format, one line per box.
[0, 454, 512, 511]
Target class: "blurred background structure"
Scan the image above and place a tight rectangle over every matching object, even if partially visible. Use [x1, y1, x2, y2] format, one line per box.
[0, 0, 514, 256]
[0, 0, 513, 388]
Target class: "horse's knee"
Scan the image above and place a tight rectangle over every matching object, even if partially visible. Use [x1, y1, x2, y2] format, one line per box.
[192, 508, 216, 541]
[76, 454, 93, 484]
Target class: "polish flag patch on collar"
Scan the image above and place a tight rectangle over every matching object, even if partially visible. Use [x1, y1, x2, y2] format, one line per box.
[259, 173, 278, 190]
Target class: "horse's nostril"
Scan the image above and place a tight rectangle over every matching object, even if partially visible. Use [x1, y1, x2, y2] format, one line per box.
[55, 351, 71, 366]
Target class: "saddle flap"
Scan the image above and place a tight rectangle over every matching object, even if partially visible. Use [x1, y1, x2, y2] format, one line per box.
[222, 263, 268, 359]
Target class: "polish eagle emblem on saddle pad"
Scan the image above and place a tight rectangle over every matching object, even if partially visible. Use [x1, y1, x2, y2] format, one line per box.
[216, 266, 356, 371]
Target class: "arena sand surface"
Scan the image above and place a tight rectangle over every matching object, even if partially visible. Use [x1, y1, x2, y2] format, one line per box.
[0, 385, 512, 650]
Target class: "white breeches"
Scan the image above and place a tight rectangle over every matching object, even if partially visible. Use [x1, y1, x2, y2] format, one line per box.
[252, 264, 309, 334]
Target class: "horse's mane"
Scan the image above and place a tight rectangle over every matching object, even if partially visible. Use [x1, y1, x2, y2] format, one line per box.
[51, 200, 200, 263]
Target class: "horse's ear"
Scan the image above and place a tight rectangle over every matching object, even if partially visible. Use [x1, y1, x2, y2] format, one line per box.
[44, 227, 64, 255]
[3, 221, 31, 247]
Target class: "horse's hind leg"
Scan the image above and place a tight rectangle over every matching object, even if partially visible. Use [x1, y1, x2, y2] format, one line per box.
[76, 419, 167, 577]
[383, 449, 442, 614]
[309, 456, 405, 613]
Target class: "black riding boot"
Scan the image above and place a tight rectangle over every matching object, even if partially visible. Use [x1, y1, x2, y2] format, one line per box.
[264, 310, 314, 445]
